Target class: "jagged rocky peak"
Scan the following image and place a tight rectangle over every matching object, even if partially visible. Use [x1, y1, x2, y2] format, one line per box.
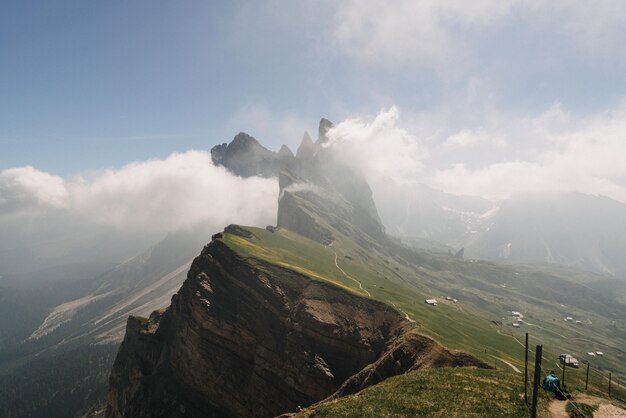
[211, 132, 263, 162]
[296, 131, 315, 160]
[230, 131, 263, 149]
[106, 229, 488, 418]
[210, 132, 277, 178]
[210, 118, 386, 248]
[278, 144, 295, 159]
[210, 142, 227, 164]
[317, 118, 334, 144]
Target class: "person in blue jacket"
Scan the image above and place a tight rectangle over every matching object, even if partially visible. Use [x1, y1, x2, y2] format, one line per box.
[543, 370, 570, 400]
[543, 370, 560, 393]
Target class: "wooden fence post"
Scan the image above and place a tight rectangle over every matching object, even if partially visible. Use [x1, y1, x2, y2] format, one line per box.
[531, 345, 543, 418]
[524, 332, 529, 405]
[585, 362, 590, 391]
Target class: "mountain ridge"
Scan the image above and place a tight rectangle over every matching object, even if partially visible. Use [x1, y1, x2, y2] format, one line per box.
[106, 230, 487, 417]
[106, 120, 493, 417]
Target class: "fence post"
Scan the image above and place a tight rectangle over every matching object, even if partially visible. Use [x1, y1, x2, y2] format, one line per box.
[562, 358, 566, 388]
[524, 332, 529, 405]
[531, 345, 543, 418]
[585, 362, 590, 391]
[609, 372, 612, 398]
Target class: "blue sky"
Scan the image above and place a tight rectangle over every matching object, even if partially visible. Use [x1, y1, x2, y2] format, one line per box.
[2, 1, 626, 202]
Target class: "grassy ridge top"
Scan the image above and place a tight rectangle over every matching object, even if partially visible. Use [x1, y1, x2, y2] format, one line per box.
[297, 367, 547, 417]
[223, 227, 525, 366]
[221, 225, 626, 414]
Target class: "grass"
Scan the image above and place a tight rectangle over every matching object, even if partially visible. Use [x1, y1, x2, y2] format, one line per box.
[224, 227, 542, 369]
[220, 224, 625, 412]
[296, 367, 549, 417]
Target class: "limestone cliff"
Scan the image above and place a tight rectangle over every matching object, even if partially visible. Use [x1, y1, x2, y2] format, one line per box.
[212, 119, 387, 248]
[106, 230, 486, 418]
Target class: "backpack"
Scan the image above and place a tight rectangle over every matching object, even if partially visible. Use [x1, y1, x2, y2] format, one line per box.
[543, 374, 559, 392]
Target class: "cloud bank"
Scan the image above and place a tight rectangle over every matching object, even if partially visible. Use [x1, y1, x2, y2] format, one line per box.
[324, 107, 428, 184]
[0, 151, 278, 232]
[333, 0, 626, 69]
[431, 103, 626, 202]
[324, 103, 626, 204]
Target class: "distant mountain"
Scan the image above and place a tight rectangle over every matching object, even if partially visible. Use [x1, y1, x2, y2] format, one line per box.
[380, 187, 626, 278]
[107, 120, 626, 417]
[374, 182, 494, 248]
[0, 229, 209, 418]
[465, 192, 626, 277]
[0, 210, 161, 277]
[0, 264, 103, 348]
[26, 230, 207, 345]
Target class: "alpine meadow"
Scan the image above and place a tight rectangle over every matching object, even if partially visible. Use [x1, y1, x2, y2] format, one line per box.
[1, 2, 625, 417]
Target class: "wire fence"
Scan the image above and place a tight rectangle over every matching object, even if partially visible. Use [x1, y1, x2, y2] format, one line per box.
[468, 333, 624, 417]
[551, 361, 626, 404]
[522, 337, 626, 408]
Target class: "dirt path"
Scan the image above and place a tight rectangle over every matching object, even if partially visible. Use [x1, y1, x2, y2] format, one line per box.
[389, 301, 415, 323]
[595, 403, 626, 417]
[547, 393, 626, 418]
[496, 357, 522, 374]
[333, 252, 371, 297]
[547, 399, 569, 418]
[511, 335, 526, 348]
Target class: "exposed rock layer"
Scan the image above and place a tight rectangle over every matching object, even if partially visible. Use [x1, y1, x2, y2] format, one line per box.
[212, 120, 387, 248]
[107, 234, 486, 418]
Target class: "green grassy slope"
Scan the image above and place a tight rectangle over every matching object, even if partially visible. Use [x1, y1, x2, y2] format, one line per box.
[226, 227, 520, 359]
[297, 367, 548, 418]
[226, 228, 624, 365]
[222, 225, 626, 412]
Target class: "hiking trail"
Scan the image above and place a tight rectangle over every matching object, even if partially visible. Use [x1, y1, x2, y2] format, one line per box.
[332, 251, 371, 297]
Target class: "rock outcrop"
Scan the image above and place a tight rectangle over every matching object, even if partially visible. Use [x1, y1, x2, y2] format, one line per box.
[106, 231, 487, 418]
[316, 118, 333, 144]
[211, 132, 278, 178]
[212, 119, 387, 249]
[107, 123, 489, 417]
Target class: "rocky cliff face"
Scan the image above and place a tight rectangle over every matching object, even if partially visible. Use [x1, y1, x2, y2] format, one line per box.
[211, 132, 284, 178]
[107, 124, 488, 417]
[107, 229, 486, 418]
[212, 120, 387, 248]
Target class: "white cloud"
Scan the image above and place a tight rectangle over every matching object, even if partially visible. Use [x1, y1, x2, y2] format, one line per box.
[324, 106, 428, 184]
[332, 0, 521, 67]
[320, 102, 626, 204]
[443, 128, 504, 150]
[0, 151, 278, 232]
[331, 0, 626, 69]
[527, 1, 626, 56]
[0, 166, 68, 214]
[431, 102, 626, 202]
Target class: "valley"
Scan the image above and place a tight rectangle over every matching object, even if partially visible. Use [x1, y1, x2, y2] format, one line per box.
[1, 122, 624, 417]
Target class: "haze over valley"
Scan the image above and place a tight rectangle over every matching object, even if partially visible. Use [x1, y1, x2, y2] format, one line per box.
[1, 1, 626, 417]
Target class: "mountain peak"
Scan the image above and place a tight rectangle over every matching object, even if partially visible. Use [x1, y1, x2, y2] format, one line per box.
[210, 132, 276, 178]
[296, 131, 316, 159]
[278, 144, 295, 159]
[317, 118, 334, 144]
[230, 132, 262, 149]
